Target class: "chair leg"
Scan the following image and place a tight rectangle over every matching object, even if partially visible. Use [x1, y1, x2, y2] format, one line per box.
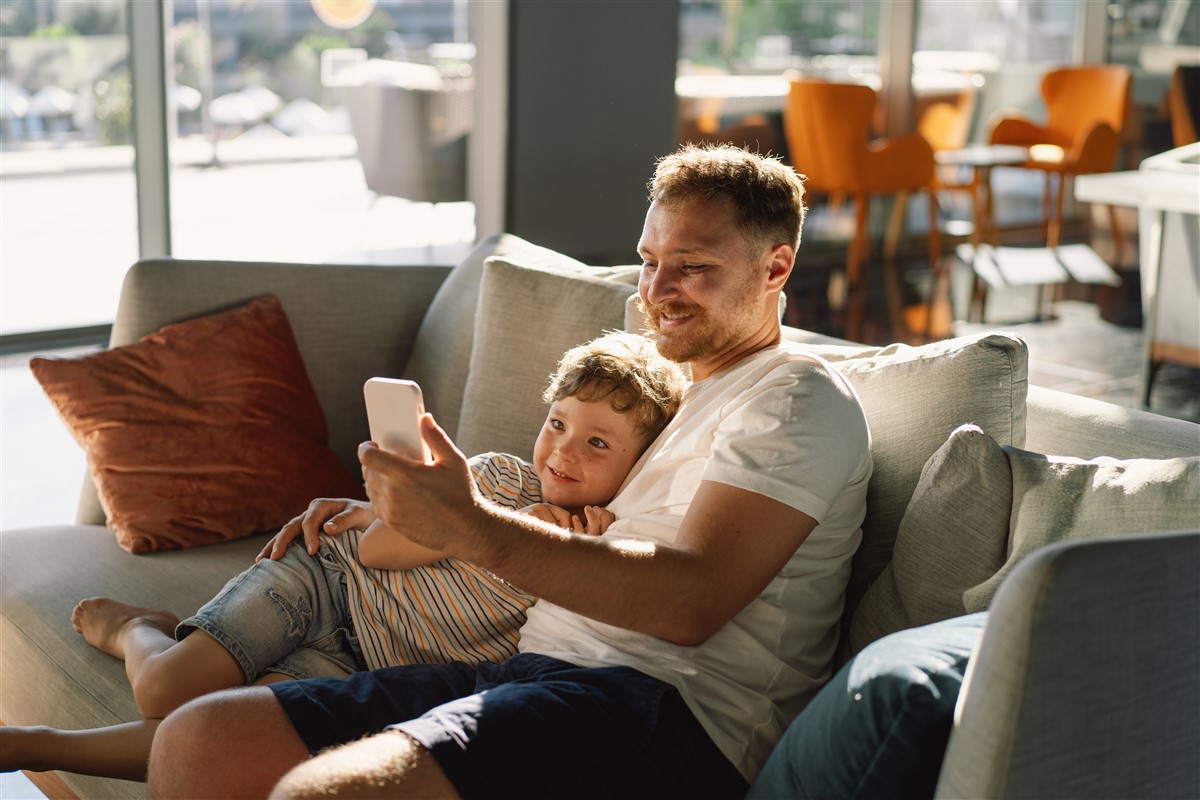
[1041, 172, 1053, 241]
[1049, 172, 1066, 249]
[881, 192, 908, 340]
[829, 191, 846, 217]
[884, 191, 908, 265]
[1107, 203, 1126, 267]
[925, 190, 950, 339]
[847, 194, 870, 290]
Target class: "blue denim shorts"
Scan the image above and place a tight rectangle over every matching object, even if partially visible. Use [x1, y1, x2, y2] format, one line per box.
[177, 542, 366, 683]
[271, 653, 748, 799]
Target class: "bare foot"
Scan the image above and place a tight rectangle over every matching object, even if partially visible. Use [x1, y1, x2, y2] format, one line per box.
[71, 598, 180, 661]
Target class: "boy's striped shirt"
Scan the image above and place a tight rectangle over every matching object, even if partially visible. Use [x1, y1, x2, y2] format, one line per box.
[323, 452, 542, 669]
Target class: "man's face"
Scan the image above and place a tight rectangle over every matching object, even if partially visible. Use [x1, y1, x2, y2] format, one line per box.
[636, 198, 788, 380]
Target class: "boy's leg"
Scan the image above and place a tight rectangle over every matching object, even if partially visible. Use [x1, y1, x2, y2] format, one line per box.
[0, 672, 297, 781]
[0, 720, 158, 781]
[72, 597, 245, 719]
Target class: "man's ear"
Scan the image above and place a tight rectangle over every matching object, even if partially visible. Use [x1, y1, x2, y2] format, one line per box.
[766, 243, 794, 290]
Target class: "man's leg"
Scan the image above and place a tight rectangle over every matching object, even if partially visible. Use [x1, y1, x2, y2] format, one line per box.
[270, 729, 457, 800]
[147, 686, 310, 799]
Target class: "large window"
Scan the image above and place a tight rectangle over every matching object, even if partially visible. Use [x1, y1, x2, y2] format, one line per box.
[676, 0, 880, 153]
[0, 0, 477, 340]
[165, 0, 475, 264]
[1106, 0, 1199, 159]
[915, 0, 1078, 136]
[1, 0, 137, 336]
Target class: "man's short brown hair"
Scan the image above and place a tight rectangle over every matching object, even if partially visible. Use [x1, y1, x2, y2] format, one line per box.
[648, 143, 806, 257]
[544, 331, 689, 448]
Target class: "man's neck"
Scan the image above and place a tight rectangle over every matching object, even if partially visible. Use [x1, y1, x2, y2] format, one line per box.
[689, 324, 782, 382]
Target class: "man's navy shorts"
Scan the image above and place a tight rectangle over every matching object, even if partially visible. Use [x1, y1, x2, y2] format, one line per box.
[270, 653, 749, 799]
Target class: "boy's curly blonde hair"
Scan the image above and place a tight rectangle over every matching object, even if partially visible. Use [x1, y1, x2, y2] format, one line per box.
[543, 331, 689, 448]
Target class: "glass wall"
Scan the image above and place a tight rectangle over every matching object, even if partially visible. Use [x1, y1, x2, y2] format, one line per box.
[1106, 0, 1199, 159]
[0, 0, 138, 336]
[165, 0, 476, 264]
[676, 0, 880, 154]
[915, 0, 1078, 140]
[0, 0, 477, 339]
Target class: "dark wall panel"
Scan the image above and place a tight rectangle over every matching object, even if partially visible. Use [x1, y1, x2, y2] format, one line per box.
[506, 0, 680, 264]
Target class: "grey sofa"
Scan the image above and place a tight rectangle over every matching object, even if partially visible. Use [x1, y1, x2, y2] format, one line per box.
[3, 233, 1198, 799]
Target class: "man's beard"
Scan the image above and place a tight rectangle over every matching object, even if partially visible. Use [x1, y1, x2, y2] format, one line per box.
[639, 300, 724, 364]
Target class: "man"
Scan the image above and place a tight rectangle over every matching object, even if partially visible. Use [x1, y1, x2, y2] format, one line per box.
[148, 144, 872, 798]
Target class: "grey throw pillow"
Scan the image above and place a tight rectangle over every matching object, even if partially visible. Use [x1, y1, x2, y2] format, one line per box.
[963, 446, 1200, 611]
[455, 257, 639, 460]
[403, 233, 590, 439]
[848, 423, 1200, 657]
[806, 333, 1029, 623]
[848, 424, 1012, 654]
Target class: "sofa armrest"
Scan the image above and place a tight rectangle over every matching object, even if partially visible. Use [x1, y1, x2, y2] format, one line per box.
[77, 258, 451, 525]
[935, 530, 1200, 799]
[1025, 384, 1200, 460]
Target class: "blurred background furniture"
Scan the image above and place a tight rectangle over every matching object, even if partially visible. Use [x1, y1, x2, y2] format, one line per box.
[987, 65, 1133, 256]
[919, 85, 981, 234]
[338, 59, 472, 203]
[1168, 64, 1200, 147]
[784, 79, 943, 337]
[1076, 142, 1200, 407]
[919, 85, 978, 154]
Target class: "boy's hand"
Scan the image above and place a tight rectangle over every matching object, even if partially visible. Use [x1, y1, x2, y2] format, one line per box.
[575, 505, 615, 536]
[519, 503, 614, 536]
[520, 503, 575, 529]
[257, 498, 377, 562]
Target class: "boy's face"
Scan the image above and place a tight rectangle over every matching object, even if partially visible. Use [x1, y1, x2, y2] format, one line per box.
[533, 396, 645, 512]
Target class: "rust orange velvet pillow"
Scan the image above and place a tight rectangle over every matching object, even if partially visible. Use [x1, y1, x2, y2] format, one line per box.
[30, 295, 363, 553]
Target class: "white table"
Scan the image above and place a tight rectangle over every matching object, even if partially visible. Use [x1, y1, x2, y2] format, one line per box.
[1075, 143, 1200, 406]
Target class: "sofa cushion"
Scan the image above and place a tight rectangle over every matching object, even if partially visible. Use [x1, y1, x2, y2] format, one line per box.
[403, 233, 592, 440]
[29, 295, 363, 553]
[848, 424, 1200, 654]
[747, 612, 985, 800]
[805, 333, 1029, 625]
[455, 257, 639, 460]
[847, 424, 1012, 653]
[0, 524, 270, 799]
[963, 443, 1200, 611]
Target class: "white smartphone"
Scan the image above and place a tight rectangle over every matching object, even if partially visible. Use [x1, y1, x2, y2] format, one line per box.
[363, 378, 428, 462]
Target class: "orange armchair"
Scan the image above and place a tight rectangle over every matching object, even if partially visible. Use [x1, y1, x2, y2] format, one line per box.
[918, 85, 977, 153]
[988, 65, 1132, 250]
[784, 80, 942, 333]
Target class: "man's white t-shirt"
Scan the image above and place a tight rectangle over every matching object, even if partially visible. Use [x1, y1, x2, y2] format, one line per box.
[519, 342, 872, 781]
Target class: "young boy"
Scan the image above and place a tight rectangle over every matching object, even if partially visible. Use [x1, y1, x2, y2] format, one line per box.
[1, 331, 688, 782]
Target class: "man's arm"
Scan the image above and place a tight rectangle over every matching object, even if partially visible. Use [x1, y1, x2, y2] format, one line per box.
[361, 416, 816, 646]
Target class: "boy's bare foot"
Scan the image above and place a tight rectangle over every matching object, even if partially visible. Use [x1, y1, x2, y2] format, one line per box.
[71, 598, 180, 661]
